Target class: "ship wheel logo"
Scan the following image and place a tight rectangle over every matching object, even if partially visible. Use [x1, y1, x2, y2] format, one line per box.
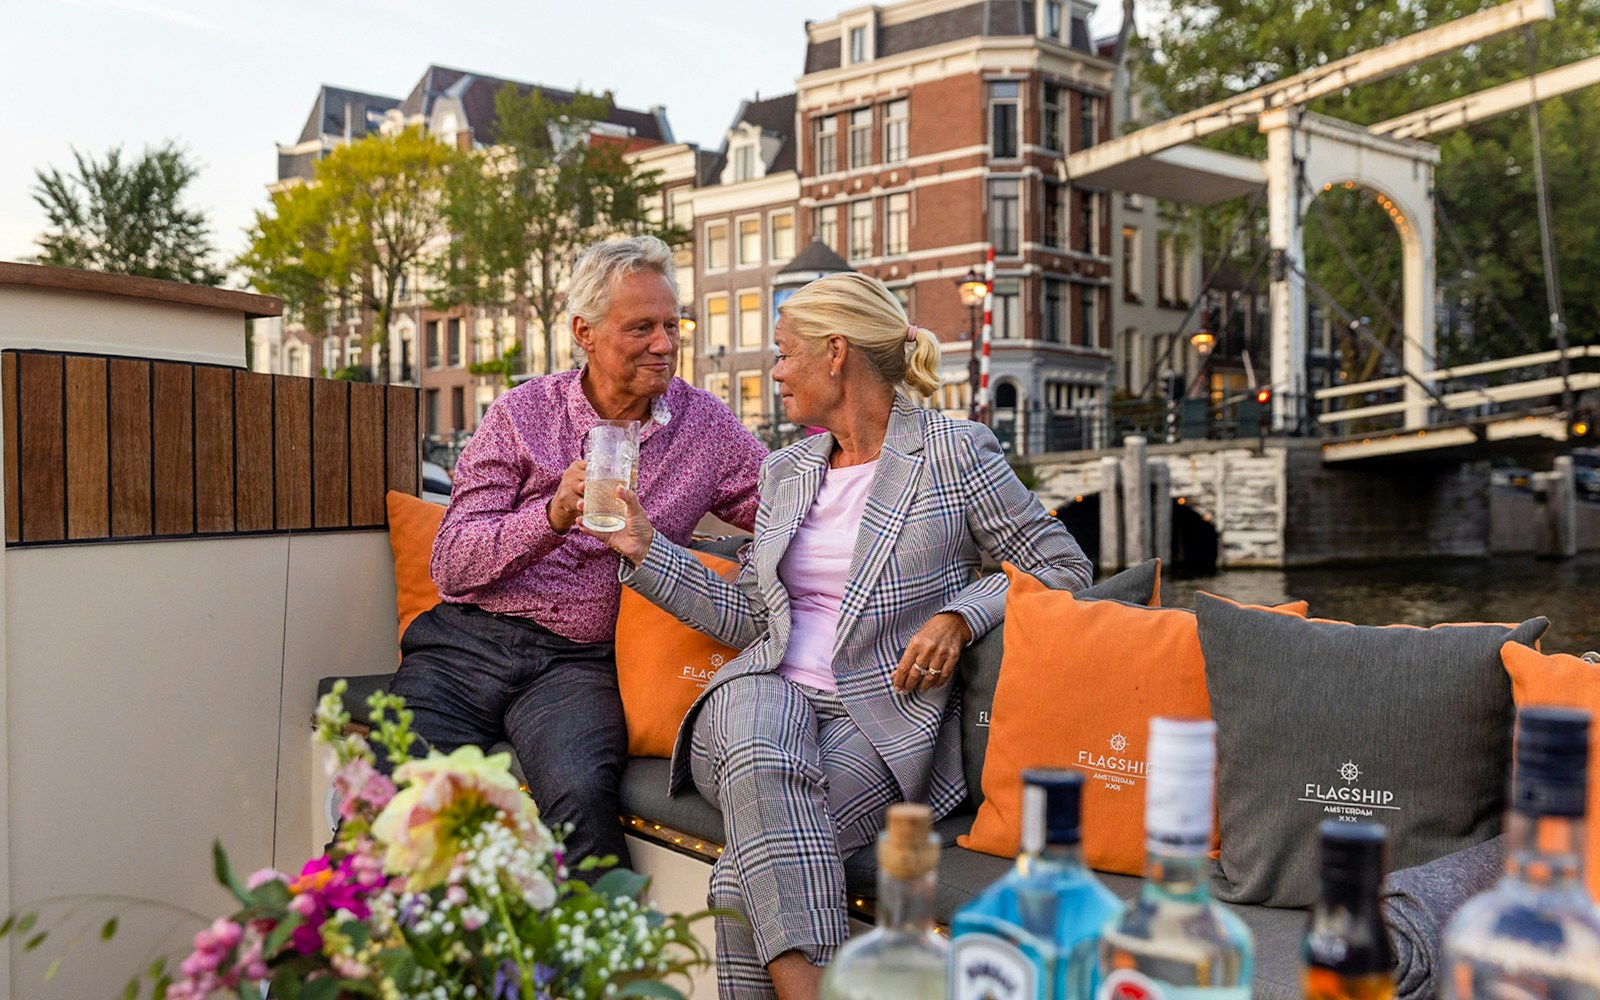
[1338, 760, 1362, 784]
[1109, 732, 1128, 753]
[710, 654, 725, 668]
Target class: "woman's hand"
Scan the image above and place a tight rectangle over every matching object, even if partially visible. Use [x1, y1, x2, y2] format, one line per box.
[892, 612, 972, 694]
[580, 484, 656, 566]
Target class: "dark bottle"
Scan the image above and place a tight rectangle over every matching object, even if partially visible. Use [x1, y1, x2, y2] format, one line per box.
[1304, 821, 1396, 1000]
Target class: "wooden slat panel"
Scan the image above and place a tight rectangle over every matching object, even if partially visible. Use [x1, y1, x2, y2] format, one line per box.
[386, 386, 419, 496]
[18, 354, 66, 542]
[108, 359, 152, 537]
[194, 366, 234, 533]
[234, 370, 274, 532]
[348, 382, 386, 525]
[64, 356, 109, 539]
[151, 362, 194, 536]
[274, 376, 311, 530]
[312, 379, 349, 528]
[4, 354, 19, 543]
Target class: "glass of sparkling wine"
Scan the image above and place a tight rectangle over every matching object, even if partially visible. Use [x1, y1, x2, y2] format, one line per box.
[582, 420, 639, 532]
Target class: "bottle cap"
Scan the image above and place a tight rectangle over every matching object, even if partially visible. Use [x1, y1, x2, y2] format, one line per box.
[1021, 768, 1084, 851]
[1145, 718, 1216, 856]
[1512, 706, 1590, 818]
[1317, 820, 1387, 891]
[878, 802, 939, 879]
[1148, 717, 1216, 775]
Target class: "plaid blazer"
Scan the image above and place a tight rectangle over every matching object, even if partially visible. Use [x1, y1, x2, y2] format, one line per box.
[624, 394, 1092, 818]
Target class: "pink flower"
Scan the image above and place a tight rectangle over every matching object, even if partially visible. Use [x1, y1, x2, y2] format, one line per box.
[246, 867, 287, 891]
[285, 855, 372, 956]
[334, 756, 397, 819]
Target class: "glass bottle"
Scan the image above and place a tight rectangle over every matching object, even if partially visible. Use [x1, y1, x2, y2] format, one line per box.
[1304, 821, 1396, 1000]
[949, 768, 1120, 999]
[1097, 717, 1253, 999]
[1443, 705, 1600, 998]
[820, 802, 947, 999]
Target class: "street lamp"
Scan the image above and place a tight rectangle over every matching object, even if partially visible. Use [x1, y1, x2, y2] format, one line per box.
[1189, 329, 1215, 357]
[957, 267, 987, 421]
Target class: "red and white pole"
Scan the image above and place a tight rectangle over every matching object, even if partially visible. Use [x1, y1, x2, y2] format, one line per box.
[976, 246, 995, 424]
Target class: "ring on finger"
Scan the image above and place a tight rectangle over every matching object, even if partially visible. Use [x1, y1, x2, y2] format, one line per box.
[925, 666, 943, 677]
[911, 663, 926, 676]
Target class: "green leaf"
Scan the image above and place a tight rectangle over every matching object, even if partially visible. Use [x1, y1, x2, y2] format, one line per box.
[264, 914, 305, 956]
[16, 913, 36, 935]
[44, 956, 61, 981]
[23, 930, 47, 952]
[101, 916, 118, 941]
[270, 966, 303, 1000]
[0, 914, 12, 937]
[147, 956, 167, 980]
[212, 841, 251, 906]
[302, 977, 340, 1000]
[122, 978, 139, 1000]
[615, 981, 688, 999]
[591, 867, 649, 902]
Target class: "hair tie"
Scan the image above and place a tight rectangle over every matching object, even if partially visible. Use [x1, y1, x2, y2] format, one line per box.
[906, 324, 917, 344]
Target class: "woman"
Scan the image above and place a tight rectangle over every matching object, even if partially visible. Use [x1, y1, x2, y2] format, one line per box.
[589, 272, 1092, 999]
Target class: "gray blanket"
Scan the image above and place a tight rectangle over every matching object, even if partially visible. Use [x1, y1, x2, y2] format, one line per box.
[1381, 835, 1506, 1000]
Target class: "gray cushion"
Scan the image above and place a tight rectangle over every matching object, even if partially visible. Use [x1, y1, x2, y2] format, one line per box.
[956, 559, 1162, 811]
[1196, 593, 1548, 908]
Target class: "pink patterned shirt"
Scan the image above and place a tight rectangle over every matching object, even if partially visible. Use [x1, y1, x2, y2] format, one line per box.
[430, 371, 765, 643]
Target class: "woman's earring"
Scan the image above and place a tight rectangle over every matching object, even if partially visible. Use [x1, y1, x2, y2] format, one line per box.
[831, 369, 839, 378]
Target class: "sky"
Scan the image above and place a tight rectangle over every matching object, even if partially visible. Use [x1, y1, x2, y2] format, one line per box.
[3, 0, 1125, 278]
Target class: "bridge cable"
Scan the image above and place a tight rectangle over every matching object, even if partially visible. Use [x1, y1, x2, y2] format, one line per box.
[1523, 24, 1574, 417]
[1432, 192, 1541, 356]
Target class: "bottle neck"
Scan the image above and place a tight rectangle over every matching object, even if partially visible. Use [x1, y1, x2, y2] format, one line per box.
[1308, 877, 1393, 976]
[876, 865, 938, 933]
[1504, 810, 1589, 893]
[1018, 837, 1088, 877]
[1141, 850, 1214, 903]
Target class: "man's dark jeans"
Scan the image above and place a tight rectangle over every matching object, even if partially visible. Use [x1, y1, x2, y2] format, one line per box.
[388, 601, 630, 879]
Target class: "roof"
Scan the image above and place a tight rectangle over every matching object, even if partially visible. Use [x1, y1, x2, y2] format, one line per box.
[701, 92, 798, 186]
[806, 0, 1096, 73]
[777, 237, 853, 277]
[296, 85, 401, 145]
[399, 65, 669, 147]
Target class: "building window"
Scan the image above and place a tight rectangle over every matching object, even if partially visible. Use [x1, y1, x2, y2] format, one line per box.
[884, 98, 908, 163]
[848, 108, 872, 169]
[425, 320, 440, 369]
[991, 279, 1021, 339]
[813, 116, 837, 174]
[850, 25, 868, 63]
[989, 179, 1021, 255]
[425, 388, 440, 435]
[890, 285, 912, 315]
[738, 370, 763, 427]
[706, 295, 730, 351]
[447, 318, 463, 367]
[706, 221, 729, 270]
[814, 205, 839, 253]
[1158, 233, 1185, 307]
[1045, 0, 1064, 39]
[770, 211, 795, 261]
[705, 372, 730, 407]
[1079, 189, 1096, 254]
[734, 144, 757, 181]
[1079, 286, 1098, 348]
[1043, 83, 1063, 151]
[1044, 182, 1067, 248]
[1043, 279, 1066, 343]
[989, 81, 1020, 159]
[1122, 226, 1141, 302]
[849, 199, 873, 260]
[738, 291, 763, 349]
[451, 386, 466, 430]
[884, 193, 910, 256]
[737, 217, 761, 267]
[1078, 93, 1098, 150]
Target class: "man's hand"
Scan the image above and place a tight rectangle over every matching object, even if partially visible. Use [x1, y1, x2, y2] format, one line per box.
[892, 612, 972, 694]
[546, 459, 586, 534]
[580, 485, 656, 565]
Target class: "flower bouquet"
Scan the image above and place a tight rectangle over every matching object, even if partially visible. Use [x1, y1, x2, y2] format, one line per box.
[3, 682, 712, 999]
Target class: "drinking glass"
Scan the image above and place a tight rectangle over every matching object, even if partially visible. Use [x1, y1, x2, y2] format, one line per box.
[582, 420, 639, 532]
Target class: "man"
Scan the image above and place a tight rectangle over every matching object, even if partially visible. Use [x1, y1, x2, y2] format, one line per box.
[390, 235, 766, 875]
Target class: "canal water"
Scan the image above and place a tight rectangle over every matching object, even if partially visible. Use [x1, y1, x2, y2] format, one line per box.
[1158, 553, 1600, 655]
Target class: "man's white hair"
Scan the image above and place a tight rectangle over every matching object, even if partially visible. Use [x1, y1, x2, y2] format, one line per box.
[566, 235, 679, 327]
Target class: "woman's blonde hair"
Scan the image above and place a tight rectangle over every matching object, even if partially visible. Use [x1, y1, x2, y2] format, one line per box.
[777, 272, 942, 397]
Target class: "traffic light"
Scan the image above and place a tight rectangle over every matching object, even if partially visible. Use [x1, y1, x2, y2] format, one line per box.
[1572, 415, 1595, 441]
[1255, 386, 1272, 406]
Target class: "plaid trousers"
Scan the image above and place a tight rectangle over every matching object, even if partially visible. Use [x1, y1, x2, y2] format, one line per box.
[690, 671, 901, 999]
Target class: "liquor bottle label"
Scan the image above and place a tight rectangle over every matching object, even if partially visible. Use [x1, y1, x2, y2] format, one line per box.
[1098, 969, 1251, 1000]
[949, 932, 1038, 1000]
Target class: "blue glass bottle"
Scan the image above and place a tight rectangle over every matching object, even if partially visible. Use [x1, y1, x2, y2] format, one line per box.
[949, 769, 1121, 999]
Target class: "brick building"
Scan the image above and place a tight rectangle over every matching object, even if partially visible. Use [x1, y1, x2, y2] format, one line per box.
[795, 0, 1115, 455]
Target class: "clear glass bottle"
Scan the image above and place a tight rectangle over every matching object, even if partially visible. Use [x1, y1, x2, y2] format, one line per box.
[820, 802, 947, 1000]
[1304, 821, 1395, 1000]
[949, 768, 1120, 999]
[1097, 717, 1253, 999]
[1443, 705, 1600, 999]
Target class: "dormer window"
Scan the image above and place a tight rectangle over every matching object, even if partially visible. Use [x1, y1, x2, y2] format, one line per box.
[850, 26, 867, 63]
[1045, 0, 1063, 40]
[734, 144, 757, 182]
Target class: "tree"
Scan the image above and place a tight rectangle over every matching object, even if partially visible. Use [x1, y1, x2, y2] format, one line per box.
[239, 127, 459, 379]
[1137, 0, 1600, 370]
[434, 85, 685, 375]
[31, 141, 223, 285]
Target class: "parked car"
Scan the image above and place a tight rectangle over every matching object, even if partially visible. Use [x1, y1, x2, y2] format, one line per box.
[422, 461, 453, 505]
[1490, 459, 1534, 491]
[1574, 448, 1600, 500]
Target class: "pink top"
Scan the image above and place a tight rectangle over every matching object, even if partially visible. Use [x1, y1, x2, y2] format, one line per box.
[430, 370, 766, 644]
[776, 460, 879, 692]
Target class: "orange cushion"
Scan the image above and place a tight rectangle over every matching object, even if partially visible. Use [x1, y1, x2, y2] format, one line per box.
[1500, 641, 1600, 898]
[616, 551, 741, 758]
[385, 490, 446, 652]
[961, 567, 1308, 875]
